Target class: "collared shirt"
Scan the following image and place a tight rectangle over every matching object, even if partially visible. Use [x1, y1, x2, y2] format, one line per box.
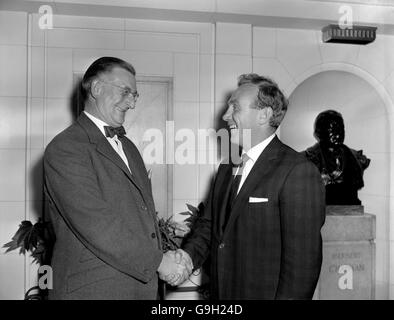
[236, 133, 276, 193]
[84, 111, 131, 172]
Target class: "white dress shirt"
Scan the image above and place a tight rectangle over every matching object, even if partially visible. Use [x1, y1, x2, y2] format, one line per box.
[236, 133, 276, 193]
[84, 111, 131, 172]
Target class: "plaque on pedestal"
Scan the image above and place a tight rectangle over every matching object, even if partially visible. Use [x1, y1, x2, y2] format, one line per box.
[315, 205, 376, 300]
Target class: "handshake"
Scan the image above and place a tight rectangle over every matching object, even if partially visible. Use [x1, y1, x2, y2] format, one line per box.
[157, 249, 194, 286]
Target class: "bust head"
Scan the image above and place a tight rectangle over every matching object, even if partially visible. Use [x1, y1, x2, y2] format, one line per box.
[305, 109, 370, 205]
[314, 110, 345, 149]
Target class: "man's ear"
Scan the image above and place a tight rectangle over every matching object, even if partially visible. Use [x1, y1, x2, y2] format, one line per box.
[90, 79, 102, 99]
[258, 107, 273, 126]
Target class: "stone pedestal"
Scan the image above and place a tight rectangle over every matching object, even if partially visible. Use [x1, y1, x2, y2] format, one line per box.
[314, 206, 376, 300]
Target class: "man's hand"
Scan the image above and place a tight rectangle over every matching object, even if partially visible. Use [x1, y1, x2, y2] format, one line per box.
[175, 249, 193, 274]
[170, 249, 194, 286]
[157, 251, 189, 286]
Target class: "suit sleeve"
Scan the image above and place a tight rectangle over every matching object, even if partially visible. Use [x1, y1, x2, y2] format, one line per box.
[276, 160, 326, 299]
[44, 139, 163, 283]
[181, 166, 219, 269]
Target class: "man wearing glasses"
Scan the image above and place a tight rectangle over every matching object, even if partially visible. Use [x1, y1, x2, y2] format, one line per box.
[44, 57, 187, 299]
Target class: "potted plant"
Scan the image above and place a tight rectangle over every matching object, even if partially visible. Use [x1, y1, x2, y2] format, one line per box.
[3, 218, 55, 299]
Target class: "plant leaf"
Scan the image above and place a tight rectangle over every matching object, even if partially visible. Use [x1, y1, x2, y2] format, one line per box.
[3, 240, 18, 253]
[15, 222, 33, 247]
[186, 204, 198, 215]
[3, 220, 34, 253]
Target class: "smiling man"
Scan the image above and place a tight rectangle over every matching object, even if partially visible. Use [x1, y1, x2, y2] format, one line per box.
[178, 73, 326, 299]
[44, 57, 186, 299]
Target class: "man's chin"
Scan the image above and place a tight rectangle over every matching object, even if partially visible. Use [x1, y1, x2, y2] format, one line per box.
[113, 115, 126, 127]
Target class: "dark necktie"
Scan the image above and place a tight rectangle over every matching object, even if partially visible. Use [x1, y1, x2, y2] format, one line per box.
[104, 126, 126, 138]
[224, 154, 249, 230]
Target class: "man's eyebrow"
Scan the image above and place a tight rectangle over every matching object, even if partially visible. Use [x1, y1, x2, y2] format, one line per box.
[120, 85, 137, 94]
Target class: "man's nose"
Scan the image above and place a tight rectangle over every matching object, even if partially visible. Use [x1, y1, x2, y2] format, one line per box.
[125, 99, 136, 109]
[222, 107, 232, 121]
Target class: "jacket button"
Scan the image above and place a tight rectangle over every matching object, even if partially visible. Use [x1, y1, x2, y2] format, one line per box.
[141, 205, 147, 210]
[151, 233, 156, 239]
[219, 243, 225, 249]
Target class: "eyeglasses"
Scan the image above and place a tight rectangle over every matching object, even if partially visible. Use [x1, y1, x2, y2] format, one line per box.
[99, 80, 139, 101]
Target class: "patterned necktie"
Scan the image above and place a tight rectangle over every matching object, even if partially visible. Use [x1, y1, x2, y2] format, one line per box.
[104, 126, 126, 138]
[230, 154, 249, 201]
[224, 154, 250, 230]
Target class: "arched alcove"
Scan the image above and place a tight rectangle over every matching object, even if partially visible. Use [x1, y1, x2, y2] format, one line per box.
[280, 70, 391, 299]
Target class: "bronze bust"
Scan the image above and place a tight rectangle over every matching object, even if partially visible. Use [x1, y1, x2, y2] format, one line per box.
[303, 110, 370, 205]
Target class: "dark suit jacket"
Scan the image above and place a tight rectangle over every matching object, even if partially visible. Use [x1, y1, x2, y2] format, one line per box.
[44, 112, 163, 300]
[183, 136, 326, 299]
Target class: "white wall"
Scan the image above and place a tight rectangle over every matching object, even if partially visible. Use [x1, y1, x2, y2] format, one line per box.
[0, 11, 28, 300]
[1, 9, 394, 299]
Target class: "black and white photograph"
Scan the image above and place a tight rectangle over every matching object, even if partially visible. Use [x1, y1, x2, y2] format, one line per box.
[0, 0, 393, 303]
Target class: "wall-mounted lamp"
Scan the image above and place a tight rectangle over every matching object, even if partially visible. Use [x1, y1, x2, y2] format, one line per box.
[322, 24, 377, 45]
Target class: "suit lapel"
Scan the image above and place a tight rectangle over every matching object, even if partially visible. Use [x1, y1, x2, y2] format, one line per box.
[120, 138, 146, 186]
[120, 137, 156, 212]
[77, 113, 144, 195]
[222, 136, 283, 238]
[213, 164, 235, 238]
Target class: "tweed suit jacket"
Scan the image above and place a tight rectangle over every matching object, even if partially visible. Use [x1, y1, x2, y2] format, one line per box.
[183, 136, 326, 299]
[44, 112, 163, 300]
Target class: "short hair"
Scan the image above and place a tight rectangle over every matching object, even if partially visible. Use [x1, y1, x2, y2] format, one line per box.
[237, 73, 288, 128]
[81, 56, 136, 103]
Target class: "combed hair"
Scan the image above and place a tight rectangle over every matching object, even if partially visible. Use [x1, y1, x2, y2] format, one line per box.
[237, 73, 288, 128]
[81, 57, 136, 104]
